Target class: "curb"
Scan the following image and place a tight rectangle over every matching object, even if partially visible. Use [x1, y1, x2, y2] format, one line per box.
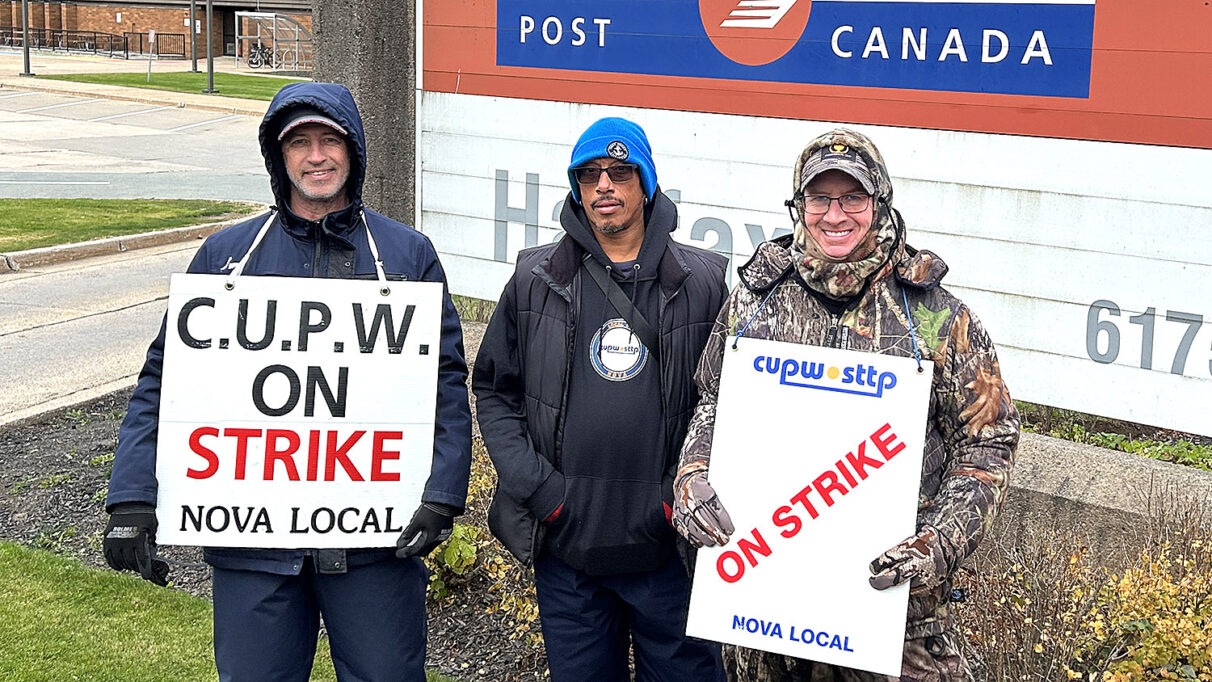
[995, 431, 1212, 564]
[0, 77, 269, 116]
[0, 376, 137, 430]
[0, 210, 265, 273]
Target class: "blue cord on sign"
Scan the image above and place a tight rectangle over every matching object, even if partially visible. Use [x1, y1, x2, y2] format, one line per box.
[901, 286, 925, 374]
[732, 286, 779, 351]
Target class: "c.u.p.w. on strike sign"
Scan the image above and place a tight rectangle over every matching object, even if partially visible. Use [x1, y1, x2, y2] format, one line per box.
[155, 274, 443, 549]
[686, 337, 931, 676]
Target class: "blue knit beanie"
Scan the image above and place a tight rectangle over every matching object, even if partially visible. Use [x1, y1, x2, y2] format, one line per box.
[567, 117, 657, 205]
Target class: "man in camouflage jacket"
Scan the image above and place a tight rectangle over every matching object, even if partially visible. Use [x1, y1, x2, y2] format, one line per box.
[672, 128, 1020, 681]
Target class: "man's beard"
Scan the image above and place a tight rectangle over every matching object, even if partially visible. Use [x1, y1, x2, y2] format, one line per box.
[592, 220, 628, 236]
[288, 166, 350, 202]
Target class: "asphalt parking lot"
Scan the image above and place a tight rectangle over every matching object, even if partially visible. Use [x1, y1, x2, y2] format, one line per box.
[0, 89, 271, 202]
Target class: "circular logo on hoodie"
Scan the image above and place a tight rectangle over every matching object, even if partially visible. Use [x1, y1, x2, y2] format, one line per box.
[700, 0, 813, 66]
[606, 140, 629, 160]
[589, 318, 648, 382]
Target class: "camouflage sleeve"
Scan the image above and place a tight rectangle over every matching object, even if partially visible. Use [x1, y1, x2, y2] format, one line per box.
[675, 290, 739, 489]
[923, 304, 1020, 574]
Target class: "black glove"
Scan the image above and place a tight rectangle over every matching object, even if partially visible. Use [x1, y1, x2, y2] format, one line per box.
[395, 502, 458, 559]
[103, 502, 170, 586]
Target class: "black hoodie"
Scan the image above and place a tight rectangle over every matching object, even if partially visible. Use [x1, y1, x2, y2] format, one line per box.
[546, 196, 676, 575]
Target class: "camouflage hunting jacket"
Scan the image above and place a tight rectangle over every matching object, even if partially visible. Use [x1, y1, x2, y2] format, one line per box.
[677, 234, 1020, 639]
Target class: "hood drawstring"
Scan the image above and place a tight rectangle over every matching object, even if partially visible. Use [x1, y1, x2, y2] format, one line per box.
[597, 262, 645, 362]
[627, 263, 641, 346]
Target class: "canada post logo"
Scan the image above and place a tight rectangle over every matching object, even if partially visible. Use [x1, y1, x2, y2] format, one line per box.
[497, 0, 1096, 98]
[700, 0, 813, 66]
[754, 354, 898, 398]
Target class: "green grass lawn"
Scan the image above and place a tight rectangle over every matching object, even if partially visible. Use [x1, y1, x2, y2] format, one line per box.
[0, 541, 334, 681]
[0, 199, 260, 252]
[0, 543, 459, 681]
[39, 71, 307, 100]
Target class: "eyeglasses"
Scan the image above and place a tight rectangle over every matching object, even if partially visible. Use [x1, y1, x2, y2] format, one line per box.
[573, 164, 638, 185]
[802, 193, 871, 215]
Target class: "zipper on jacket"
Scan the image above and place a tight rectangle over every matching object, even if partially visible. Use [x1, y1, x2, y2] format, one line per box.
[310, 225, 323, 277]
[656, 282, 678, 451]
[553, 301, 576, 473]
[825, 313, 842, 348]
[535, 277, 576, 563]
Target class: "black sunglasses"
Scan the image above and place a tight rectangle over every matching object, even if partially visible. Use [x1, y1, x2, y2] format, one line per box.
[573, 164, 638, 185]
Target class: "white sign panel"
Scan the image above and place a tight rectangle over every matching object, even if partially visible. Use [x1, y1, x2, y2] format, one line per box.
[686, 338, 931, 676]
[155, 274, 443, 549]
[419, 92, 1212, 437]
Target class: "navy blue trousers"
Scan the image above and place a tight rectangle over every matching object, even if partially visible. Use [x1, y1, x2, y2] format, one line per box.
[212, 557, 427, 682]
[534, 551, 725, 682]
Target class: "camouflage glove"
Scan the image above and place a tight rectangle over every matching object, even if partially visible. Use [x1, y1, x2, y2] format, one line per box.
[869, 525, 949, 595]
[395, 502, 458, 558]
[672, 470, 735, 547]
[103, 502, 170, 586]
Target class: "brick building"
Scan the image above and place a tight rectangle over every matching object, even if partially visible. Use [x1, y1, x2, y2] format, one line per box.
[2, 0, 310, 59]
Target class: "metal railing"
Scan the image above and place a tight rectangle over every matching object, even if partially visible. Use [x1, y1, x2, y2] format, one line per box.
[123, 31, 186, 59]
[155, 33, 185, 59]
[0, 26, 128, 59]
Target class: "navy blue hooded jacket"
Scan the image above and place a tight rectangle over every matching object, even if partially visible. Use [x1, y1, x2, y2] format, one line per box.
[106, 82, 472, 574]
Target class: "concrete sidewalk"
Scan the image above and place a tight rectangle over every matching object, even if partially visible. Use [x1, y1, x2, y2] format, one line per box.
[0, 217, 257, 423]
[0, 49, 277, 116]
[0, 240, 197, 426]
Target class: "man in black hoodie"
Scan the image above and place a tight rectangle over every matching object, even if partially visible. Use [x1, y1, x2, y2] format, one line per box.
[473, 118, 728, 681]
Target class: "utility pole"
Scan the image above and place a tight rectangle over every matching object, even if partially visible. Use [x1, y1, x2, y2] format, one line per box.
[203, 0, 217, 93]
[189, 0, 199, 73]
[19, 0, 33, 76]
[312, 0, 417, 222]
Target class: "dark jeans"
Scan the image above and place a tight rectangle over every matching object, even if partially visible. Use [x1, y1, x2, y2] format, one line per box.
[212, 556, 427, 682]
[534, 550, 726, 682]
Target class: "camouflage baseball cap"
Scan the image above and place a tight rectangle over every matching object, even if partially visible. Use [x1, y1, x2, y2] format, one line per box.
[798, 141, 877, 196]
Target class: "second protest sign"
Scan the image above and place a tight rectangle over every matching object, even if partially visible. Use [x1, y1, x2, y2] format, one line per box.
[686, 337, 932, 676]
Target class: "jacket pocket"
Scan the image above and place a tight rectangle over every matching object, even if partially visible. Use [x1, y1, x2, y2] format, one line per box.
[547, 475, 673, 576]
[488, 486, 540, 566]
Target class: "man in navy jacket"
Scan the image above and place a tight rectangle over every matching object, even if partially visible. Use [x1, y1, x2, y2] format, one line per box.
[103, 82, 471, 681]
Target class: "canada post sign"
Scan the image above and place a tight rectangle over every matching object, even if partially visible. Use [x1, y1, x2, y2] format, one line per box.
[497, 0, 1096, 98]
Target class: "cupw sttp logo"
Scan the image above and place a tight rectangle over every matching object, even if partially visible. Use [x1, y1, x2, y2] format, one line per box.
[753, 353, 899, 398]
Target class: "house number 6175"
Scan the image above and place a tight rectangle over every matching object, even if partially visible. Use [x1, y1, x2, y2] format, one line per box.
[1086, 300, 1207, 376]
